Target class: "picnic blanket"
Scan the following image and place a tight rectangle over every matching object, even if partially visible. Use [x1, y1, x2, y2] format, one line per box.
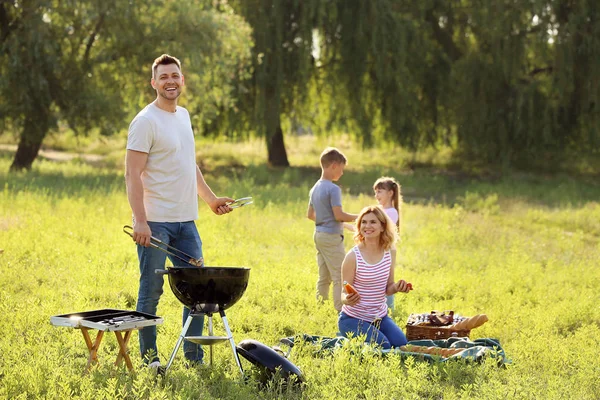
[279, 335, 509, 365]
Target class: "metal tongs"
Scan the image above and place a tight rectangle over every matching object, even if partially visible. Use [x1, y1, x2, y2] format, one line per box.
[122, 225, 203, 266]
[226, 197, 253, 209]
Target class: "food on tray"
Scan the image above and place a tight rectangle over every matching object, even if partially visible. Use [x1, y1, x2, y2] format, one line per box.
[400, 344, 466, 358]
[343, 281, 358, 295]
[429, 310, 454, 326]
[407, 311, 488, 331]
[408, 311, 455, 326]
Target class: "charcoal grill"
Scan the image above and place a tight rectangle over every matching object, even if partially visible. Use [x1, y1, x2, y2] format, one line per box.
[156, 266, 250, 373]
[50, 309, 163, 372]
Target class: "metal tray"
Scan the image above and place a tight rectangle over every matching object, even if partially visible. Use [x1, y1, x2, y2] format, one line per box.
[51, 309, 125, 328]
[185, 335, 230, 345]
[50, 309, 163, 331]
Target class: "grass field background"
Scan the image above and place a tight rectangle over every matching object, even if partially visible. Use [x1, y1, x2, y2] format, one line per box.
[0, 136, 599, 399]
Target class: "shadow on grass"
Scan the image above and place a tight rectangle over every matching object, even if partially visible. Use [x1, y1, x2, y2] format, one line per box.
[1, 150, 123, 197]
[2, 150, 600, 209]
[208, 163, 600, 209]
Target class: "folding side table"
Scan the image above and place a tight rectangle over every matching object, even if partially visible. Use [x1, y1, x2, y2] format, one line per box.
[51, 309, 163, 373]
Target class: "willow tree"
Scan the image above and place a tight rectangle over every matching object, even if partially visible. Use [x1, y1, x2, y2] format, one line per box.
[225, 0, 325, 166]
[0, 0, 251, 171]
[325, 0, 600, 166]
[226, 0, 599, 168]
[313, 2, 432, 149]
[421, 0, 600, 166]
[225, 1, 447, 165]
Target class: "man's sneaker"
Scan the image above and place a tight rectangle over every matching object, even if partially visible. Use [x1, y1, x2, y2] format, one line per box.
[148, 361, 161, 369]
[148, 361, 166, 376]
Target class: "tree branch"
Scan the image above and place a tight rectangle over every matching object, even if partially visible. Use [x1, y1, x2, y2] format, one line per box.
[83, 12, 105, 67]
[424, 6, 463, 62]
[0, 1, 13, 44]
[529, 66, 553, 77]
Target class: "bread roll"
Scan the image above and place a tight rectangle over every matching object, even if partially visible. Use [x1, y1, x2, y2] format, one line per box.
[452, 314, 489, 330]
[465, 314, 488, 329]
[453, 318, 470, 330]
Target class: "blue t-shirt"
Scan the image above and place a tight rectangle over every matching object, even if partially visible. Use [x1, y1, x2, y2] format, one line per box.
[309, 179, 343, 234]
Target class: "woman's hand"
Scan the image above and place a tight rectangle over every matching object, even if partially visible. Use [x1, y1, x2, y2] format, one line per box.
[342, 292, 360, 306]
[395, 279, 413, 293]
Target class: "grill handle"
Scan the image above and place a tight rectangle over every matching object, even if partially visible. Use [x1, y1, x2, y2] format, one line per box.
[155, 269, 169, 275]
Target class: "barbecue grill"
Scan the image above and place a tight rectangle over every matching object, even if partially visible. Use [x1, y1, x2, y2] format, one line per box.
[156, 265, 250, 373]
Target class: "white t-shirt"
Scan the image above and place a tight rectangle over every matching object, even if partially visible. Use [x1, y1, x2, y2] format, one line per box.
[384, 207, 399, 225]
[127, 103, 198, 222]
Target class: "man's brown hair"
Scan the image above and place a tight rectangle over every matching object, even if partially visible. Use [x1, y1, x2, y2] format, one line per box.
[320, 147, 347, 168]
[152, 54, 182, 78]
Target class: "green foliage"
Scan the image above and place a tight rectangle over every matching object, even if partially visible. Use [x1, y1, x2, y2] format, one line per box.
[1, 139, 600, 398]
[457, 192, 500, 216]
[3, 0, 600, 170]
[0, 0, 252, 170]
[226, 0, 324, 137]
[223, 0, 600, 167]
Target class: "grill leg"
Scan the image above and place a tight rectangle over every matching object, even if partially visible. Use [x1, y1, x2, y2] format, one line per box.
[220, 310, 244, 376]
[207, 315, 214, 366]
[165, 314, 194, 372]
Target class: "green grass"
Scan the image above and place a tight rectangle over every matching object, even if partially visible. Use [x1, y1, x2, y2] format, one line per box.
[1, 137, 599, 399]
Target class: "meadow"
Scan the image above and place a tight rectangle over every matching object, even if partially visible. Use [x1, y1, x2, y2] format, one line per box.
[0, 135, 599, 399]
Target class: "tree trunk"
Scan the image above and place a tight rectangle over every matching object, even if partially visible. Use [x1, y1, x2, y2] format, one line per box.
[267, 124, 289, 167]
[9, 117, 49, 172]
[264, 84, 290, 167]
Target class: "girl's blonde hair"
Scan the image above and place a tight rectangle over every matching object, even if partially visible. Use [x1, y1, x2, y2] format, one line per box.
[373, 176, 402, 232]
[353, 205, 398, 251]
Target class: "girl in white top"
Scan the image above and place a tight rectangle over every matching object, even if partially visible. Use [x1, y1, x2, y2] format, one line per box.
[373, 176, 402, 311]
[338, 205, 411, 349]
[373, 176, 401, 229]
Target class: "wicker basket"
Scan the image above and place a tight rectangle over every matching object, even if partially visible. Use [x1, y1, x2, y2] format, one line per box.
[405, 324, 471, 341]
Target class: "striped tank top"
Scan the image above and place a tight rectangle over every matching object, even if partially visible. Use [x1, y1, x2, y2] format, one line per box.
[341, 246, 391, 322]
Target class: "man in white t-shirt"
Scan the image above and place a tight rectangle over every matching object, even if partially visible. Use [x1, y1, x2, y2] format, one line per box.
[125, 54, 233, 368]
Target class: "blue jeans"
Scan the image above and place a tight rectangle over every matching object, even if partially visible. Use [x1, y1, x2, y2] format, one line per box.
[338, 312, 407, 349]
[136, 221, 205, 364]
[386, 295, 394, 311]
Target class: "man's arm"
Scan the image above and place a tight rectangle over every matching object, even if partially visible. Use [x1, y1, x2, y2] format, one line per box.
[196, 165, 233, 215]
[332, 206, 357, 223]
[125, 149, 152, 247]
[307, 204, 316, 221]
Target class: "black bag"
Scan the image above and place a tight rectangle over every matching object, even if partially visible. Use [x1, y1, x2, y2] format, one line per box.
[236, 339, 305, 385]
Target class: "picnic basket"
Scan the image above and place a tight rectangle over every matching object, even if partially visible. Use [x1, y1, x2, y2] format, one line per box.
[405, 311, 475, 341]
[405, 324, 471, 341]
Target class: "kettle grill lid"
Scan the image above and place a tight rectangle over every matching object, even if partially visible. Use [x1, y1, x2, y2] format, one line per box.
[236, 339, 304, 382]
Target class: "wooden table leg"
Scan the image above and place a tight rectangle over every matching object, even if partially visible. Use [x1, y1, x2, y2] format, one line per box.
[114, 330, 134, 371]
[81, 328, 105, 372]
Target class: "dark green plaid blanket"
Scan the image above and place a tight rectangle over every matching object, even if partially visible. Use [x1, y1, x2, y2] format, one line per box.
[279, 335, 509, 365]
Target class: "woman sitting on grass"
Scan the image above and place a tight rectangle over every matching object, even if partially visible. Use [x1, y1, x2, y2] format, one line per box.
[338, 205, 411, 349]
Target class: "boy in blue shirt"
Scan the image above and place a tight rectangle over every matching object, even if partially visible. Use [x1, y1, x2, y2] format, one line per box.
[307, 147, 357, 312]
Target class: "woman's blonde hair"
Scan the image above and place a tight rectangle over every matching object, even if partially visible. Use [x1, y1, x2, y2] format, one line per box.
[353, 205, 398, 250]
